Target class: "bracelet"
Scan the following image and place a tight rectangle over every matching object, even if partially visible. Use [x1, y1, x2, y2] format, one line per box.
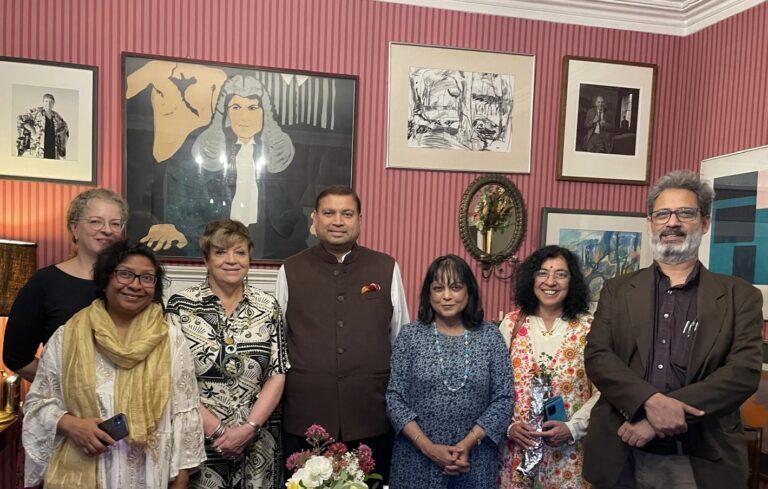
[246, 420, 262, 437]
[206, 421, 225, 441]
[471, 429, 482, 446]
[506, 423, 515, 439]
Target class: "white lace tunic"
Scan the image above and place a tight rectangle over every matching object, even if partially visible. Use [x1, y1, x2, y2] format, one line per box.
[23, 321, 207, 488]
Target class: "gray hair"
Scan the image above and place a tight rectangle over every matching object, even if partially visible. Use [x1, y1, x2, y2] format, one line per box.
[647, 170, 714, 216]
[192, 74, 294, 173]
[66, 188, 129, 243]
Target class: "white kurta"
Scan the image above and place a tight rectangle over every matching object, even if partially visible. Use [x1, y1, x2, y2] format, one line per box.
[23, 321, 206, 489]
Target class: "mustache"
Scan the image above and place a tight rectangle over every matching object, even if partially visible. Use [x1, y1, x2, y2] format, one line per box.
[660, 228, 686, 238]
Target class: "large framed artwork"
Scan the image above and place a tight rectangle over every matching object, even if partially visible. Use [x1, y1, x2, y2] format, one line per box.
[557, 56, 656, 185]
[386, 43, 535, 173]
[700, 145, 768, 319]
[123, 54, 356, 262]
[541, 208, 652, 310]
[0, 56, 97, 184]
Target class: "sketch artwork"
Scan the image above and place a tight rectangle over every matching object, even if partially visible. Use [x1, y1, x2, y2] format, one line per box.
[407, 67, 513, 153]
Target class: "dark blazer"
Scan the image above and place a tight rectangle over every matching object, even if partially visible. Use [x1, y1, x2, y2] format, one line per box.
[583, 264, 763, 489]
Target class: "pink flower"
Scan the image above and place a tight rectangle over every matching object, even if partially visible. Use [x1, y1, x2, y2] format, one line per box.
[355, 443, 376, 474]
[325, 442, 348, 457]
[285, 449, 311, 471]
[305, 424, 331, 441]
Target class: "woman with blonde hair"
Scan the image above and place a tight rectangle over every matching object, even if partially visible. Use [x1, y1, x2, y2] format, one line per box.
[3, 188, 127, 382]
[166, 219, 289, 488]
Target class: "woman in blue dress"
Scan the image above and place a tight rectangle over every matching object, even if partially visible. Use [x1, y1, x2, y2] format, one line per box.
[386, 254, 513, 488]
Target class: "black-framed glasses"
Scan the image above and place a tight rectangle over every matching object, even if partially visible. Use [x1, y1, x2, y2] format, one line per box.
[649, 207, 701, 224]
[78, 217, 125, 232]
[533, 270, 570, 281]
[113, 269, 157, 286]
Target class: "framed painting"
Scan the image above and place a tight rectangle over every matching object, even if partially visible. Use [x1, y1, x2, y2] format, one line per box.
[123, 54, 356, 262]
[386, 43, 535, 173]
[557, 56, 656, 185]
[0, 56, 97, 184]
[700, 145, 768, 319]
[541, 208, 652, 310]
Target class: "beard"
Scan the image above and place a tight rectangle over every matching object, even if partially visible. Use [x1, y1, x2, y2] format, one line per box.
[650, 226, 703, 264]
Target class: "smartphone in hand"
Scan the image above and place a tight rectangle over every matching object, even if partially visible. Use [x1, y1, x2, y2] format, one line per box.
[543, 396, 568, 422]
[97, 413, 129, 441]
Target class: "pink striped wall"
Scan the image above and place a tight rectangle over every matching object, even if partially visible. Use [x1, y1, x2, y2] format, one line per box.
[1, 0, 767, 319]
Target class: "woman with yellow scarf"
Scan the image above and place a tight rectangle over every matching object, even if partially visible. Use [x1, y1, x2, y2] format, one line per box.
[22, 241, 206, 489]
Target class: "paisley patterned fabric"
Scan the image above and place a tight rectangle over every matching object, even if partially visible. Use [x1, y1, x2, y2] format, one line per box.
[498, 310, 594, 489]
[166, 281, 289, 489]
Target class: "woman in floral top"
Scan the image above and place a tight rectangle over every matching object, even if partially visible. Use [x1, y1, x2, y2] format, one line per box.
[166, 220, 289, 489]
[499, 245, 599, 489]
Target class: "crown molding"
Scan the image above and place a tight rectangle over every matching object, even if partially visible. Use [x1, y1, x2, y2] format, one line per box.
[376, 0, 765, 35]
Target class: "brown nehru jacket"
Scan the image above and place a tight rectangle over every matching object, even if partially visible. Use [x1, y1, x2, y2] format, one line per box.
[283, 244, 395, 440]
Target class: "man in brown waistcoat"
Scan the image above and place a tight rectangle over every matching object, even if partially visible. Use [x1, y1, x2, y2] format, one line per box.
[275, 185, 409, 482]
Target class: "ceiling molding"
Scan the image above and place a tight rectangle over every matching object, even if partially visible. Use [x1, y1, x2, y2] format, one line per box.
[376, 0, 765, 35]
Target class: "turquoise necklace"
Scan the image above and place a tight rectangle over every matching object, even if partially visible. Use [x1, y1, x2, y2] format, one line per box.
[433, 323, 470, 392]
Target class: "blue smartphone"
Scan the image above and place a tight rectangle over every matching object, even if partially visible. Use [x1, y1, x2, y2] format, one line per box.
[543, 396, 567, 422]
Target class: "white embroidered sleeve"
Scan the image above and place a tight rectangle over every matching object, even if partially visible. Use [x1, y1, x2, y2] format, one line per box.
[168, 323, 206, 478]
[22, 327, 68, 486]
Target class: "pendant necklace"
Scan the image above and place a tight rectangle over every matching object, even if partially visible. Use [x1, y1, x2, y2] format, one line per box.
[433, 323, 470, 392]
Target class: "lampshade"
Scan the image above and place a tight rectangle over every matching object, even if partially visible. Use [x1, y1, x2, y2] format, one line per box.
[0, 239, 37, 316]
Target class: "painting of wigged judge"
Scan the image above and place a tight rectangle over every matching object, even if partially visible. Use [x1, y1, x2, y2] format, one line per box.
[124, 55, 355, 261]
[574, 83, 640, 156]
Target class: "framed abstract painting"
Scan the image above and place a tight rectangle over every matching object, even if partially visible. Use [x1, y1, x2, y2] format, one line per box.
[700, 145, 768, 319]
[541, 208, 652, 310]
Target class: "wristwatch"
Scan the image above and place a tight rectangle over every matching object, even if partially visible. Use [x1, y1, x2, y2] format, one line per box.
[246, 420, 262, 437]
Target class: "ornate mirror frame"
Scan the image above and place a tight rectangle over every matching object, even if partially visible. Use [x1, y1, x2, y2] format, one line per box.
[458, 174, 527, 278]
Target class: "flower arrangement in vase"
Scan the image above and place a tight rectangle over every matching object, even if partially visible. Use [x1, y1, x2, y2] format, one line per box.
[285, 424, 382, 489]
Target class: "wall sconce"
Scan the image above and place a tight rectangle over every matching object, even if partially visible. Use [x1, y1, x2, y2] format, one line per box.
[0, 239, 37, 316]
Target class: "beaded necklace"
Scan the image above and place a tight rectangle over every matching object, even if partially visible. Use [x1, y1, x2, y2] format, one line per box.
[432, 323, 470, 392]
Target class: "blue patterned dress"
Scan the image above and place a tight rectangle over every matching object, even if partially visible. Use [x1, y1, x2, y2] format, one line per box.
[386, 321, 513, 488]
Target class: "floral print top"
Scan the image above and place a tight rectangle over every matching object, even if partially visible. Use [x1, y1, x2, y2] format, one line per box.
[499, 310, 598, 489]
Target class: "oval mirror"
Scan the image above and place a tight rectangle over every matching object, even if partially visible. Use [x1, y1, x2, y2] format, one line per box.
[458, 174, 526, 272]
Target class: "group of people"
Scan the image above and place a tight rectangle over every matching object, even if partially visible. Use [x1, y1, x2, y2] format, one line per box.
[2, 170, 763, 489]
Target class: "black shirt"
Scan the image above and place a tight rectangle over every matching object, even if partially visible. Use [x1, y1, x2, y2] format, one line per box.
[2, 265, 96, 371]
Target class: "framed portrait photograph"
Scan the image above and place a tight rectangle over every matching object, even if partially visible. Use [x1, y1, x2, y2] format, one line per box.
[557, 56, 656, 185]
[386, 43, 535, 173]
[700, 145, 768, 319]
[0, 56, 97, 184]
[541, 208, 652, 310]
[123, 54, 356, 262]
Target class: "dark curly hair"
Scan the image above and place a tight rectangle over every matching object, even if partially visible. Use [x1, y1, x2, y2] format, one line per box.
[93, 240, 165, 304]
[514, 245, 589, 321]
[417, 255, 484, 329]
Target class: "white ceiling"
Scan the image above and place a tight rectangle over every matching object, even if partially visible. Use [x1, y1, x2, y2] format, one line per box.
[376, 0, 765, 35]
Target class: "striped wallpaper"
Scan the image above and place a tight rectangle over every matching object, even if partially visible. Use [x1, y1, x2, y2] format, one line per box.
[1, 0, 767, 320]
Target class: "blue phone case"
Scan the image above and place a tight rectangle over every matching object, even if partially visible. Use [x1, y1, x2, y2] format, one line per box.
[543, 396, 567, 422]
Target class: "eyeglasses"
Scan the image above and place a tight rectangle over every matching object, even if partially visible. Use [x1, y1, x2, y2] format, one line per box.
[113, 269, 157, 286]
[649, 207, 701, 224]
[78, 217, 125, 232]
[533, 270, 570, 281]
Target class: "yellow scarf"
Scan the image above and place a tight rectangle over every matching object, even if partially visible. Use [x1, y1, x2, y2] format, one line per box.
[44, 299, 171, 489]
